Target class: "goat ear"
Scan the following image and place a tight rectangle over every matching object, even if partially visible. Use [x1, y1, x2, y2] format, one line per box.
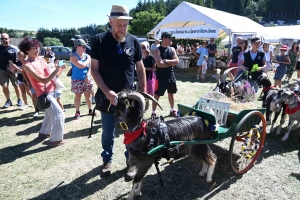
[137, 91, 163, 111]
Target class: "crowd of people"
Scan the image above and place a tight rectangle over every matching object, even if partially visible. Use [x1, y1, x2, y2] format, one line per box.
[2, 3, 300, 181]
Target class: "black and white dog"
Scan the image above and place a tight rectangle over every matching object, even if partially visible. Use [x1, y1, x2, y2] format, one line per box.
[114, 91, 217, 200]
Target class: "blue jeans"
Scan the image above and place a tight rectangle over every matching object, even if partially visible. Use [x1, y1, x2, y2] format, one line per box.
[101, 111, 128, 163]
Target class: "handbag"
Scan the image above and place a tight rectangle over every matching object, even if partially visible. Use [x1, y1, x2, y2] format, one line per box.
[146, 71, 156, 96]
[67, 68, 72, 77]
[95, 89, 114, 113]
[37, 85, 51, 109]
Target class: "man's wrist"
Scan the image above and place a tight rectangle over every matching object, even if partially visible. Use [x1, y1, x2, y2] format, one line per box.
[163, 59, 167, 64]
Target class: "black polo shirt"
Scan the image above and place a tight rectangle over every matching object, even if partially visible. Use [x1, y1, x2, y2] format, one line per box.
[91, 31, 142, 93]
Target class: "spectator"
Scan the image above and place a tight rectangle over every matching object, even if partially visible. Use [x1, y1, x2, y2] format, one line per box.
[201, 55, 208, 81]
[195, 41, 208, 80]
[44, 47, 55, 64]
[150, 38, 160, 55]
[71, 35, 91, 55]
[261, 42, 273, 75]
[0, 33, 23, 108]
[141, 41, 156, 96]
[239, 37, 266, 93]
[70, 39, 95, 119]
[227, 37, 243, 80]
[274, 45, 291, 88]
[207, 38, 218, 78]
[296, 49, 300, 79]
[20, 37, 66, 146]
[177, 43, 184, 55]
[90, 4, 146, 178]
[9, 51, 32, 110]
[286, 42, 298, 82]
[185, 44, 191, 53]
[152, 31, 179, 117]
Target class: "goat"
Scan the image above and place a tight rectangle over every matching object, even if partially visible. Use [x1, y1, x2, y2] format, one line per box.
[275, 89, 300, 141]
[114, 91, 217, 200]
[256, 74, 287, 134]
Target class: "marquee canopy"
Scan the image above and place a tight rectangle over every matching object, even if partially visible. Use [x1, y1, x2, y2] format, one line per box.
[148, 1, 268, 40]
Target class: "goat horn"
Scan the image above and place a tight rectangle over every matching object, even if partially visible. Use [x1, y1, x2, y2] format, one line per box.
[127, 92, 146, 112]
[137, 91, 163, 111]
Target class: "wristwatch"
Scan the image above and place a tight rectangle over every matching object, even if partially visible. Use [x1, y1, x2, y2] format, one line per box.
[163, 59, 167, 64]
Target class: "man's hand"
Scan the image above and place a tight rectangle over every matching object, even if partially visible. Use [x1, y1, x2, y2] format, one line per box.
[106, 90, 118, 106]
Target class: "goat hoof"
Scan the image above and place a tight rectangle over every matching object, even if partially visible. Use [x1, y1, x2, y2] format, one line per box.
[281, 135, 288, 141]
[199, 172, 206, 177]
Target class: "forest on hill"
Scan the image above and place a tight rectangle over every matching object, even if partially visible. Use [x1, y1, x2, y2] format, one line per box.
[2, 0, 299, 46]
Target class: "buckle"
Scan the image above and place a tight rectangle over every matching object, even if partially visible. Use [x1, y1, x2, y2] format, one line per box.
[119, 121, 128, 131]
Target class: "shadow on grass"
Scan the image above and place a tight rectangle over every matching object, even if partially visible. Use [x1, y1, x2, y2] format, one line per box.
[0, 137, 51, 165]
[29, 166, 128, 200]
[15, 121, 43, 136]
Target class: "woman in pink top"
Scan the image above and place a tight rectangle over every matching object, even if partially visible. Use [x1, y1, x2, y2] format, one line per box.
[19, 37, 66, 146]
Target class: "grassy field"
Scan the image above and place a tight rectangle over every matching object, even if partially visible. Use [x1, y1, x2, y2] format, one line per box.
[0, 64, 299, 200]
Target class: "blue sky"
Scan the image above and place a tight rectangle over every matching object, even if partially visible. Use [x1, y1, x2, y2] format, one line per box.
[0, 0, 138, 31]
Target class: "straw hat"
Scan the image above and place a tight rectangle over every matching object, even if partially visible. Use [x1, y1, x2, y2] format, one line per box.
[107, 5, 133, 20]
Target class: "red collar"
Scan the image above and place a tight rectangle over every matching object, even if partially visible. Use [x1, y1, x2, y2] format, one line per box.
[262, 85, 275, 92]
[285, 101, 300, 114]
[124, 121, 147, 145]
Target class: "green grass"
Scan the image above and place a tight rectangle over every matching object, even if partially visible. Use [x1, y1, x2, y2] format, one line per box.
[0, 64, 300, 200]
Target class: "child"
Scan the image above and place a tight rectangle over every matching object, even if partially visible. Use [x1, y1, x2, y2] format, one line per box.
[201, 55, 208, 81]
[274, 45, 291, 88]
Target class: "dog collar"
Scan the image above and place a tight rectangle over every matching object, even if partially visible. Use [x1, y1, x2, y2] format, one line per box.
[124, 121, 147, 145]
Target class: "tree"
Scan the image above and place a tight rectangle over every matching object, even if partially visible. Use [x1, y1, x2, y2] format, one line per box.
[243, 0, 263, 22]
[43, 37, 63, 46]
[22, 31, 34, 38]
[130, 10, 165, 36]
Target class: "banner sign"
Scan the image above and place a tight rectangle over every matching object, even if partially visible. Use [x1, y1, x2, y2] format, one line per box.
[154, 25, 219, 39]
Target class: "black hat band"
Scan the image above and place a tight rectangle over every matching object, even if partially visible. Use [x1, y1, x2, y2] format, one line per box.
[110, 12, 129, 17]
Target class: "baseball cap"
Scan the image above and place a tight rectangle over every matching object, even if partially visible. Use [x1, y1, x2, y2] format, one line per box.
[75, 39, 87, 46]
[279, 45, 288, 51]
[71, 35, 82, 41]
[161, 32, 174, 40]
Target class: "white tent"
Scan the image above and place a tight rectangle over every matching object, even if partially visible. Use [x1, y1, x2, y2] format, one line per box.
[221, 25, 300, 44]
[148, 1, 268, 40]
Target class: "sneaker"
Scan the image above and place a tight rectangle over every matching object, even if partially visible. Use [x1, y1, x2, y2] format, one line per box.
[33, 112, 39, 117]
[101, 162, 111, 176]
[17, 99, 23, 106]
[91, 96, 96, 104]
[75, 112, 80, 119]
[211, 75, 216, 78]
[3, 100, 12, 108]
[20, 105, 28, 110]
[89, 109, 96, 116]
[169, 110, 178, 118]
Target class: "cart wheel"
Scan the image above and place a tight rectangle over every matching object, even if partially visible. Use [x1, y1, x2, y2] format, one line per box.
[229, 111, 266, 174]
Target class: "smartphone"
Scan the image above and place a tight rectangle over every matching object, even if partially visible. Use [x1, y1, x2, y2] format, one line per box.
[58, 60, 65, 67]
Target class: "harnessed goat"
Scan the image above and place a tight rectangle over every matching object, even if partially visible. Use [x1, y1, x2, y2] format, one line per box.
[114, 91, 217, 200]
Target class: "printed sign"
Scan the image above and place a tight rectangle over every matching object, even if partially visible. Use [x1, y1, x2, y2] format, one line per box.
[280, 38, 294, 48]
[154, 25, 219, 39]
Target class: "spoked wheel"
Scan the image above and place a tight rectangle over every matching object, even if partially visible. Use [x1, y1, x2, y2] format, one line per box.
[229, 111, 266, 174]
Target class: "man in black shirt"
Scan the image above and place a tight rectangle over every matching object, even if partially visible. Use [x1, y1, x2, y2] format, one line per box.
[207, 38, 217, 78]
[91, 5, 146, 179]
[0, 33, 22, 108]
[152, 31, 179, 117]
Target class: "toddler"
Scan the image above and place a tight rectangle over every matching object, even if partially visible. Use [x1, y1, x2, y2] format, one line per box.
[201, 55, 208, 80]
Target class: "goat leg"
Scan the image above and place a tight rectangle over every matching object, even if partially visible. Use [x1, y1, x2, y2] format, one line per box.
[282, 120, 295, 141]
[275, 117, 285, 135]
[199, 161, 208, 177]
[128, 181, 139, 200]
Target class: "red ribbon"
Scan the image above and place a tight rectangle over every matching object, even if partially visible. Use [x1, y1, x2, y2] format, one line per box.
[124, 121, 147, 145]
[285, 101, 300, 114]
[262, 85, 276, 93]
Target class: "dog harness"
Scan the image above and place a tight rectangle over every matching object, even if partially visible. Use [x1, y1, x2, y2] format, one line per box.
[285, 101, 300, 114]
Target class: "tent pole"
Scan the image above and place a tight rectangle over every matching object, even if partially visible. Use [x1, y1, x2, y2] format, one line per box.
[227, 34, 232, 62]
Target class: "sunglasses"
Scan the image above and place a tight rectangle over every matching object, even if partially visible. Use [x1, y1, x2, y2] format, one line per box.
[116, 43, 123, 54]
[141, 46, 145, 49]
[1, 38, 8, 40]
[240, 42, 245, 44]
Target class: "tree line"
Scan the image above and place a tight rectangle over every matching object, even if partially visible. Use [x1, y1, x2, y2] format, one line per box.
[2, 0, 300, 46]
